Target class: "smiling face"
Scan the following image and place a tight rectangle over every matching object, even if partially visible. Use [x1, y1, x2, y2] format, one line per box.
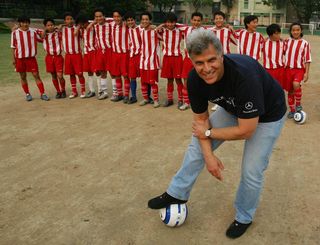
[95, 11, 105, 25]
[64, 15, 74, 26]
[214, 14, 225, 28]
[165, 20, 176, 30]
[291, 25, 302, 39]
[19, 21, 30, 31]
[45, 21, 55, 33]
[190, 16, 202, 28]
[113, 12, 122, 25]
[141, 15, 151, 29]
[126, 17, 136, 28]
[191, 44, 224, 84]
[246, 19, 258, 32]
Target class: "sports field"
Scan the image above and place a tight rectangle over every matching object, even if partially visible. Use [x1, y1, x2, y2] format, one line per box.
[0, 32, 320, 244]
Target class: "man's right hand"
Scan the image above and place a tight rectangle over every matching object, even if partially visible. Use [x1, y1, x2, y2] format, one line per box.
[205, 154, 224, 181]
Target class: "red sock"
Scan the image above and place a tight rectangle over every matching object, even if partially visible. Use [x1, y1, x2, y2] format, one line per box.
[116, 78, 123, 96]
[176, 81, 183, 102]
[294, 88, 302, 107]
[21, 83, 30, 94]
[70, 76, 77, 94]
[288, 93, 295, 112]
[141, 82, 149, 100]
[124, 78, 130, 97]
[59, 77, 66, 92]
[36, 81, 45, 94]
[182, 80, 189, 104]
[52, 79, 61, 93]
[167, 82, 174, 101]
[79, 76, 86, 93]
[152, 83, 159, 101]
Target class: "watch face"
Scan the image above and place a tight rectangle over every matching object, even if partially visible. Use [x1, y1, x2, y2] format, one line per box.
[205, 130, 210, 137]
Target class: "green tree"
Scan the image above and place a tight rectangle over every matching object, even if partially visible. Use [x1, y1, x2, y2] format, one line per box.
[263, 0, 320, 22]
[185, 0, 213, 12]
[221, 0, 235, 21]
[149, 0, 179, 14]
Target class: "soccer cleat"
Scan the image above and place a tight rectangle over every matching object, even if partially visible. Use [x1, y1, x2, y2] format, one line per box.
[123, 96, 129, 104]
[55, 92, 61, 99]
[211, 104, 218, 111]
[148, 97, 154, 104]
[69, 93, 78, 99]
[139, 99, 149, 106]
[86, 91, 96, 98]
[177, 100, 183, 108]
[287, 111, 295, 119]
[25, 93, 33, 102]
[296, 105, 303, 112]
[80, 93, 86, 99]
[60, 91, 66, 98]
[111, 95, 123, 102]
[148, 192, 187, 209]
[40, 93, 50, 101]
[179, 103, 190, 111]
[128, 97, 138, 104]
[226, 220, 252, 239]
[98, 92, 108, 100]
[162, 100, 173, 107]
[153, 100, 160, 108]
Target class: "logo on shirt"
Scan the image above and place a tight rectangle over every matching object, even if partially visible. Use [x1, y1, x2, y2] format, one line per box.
[245, 102, 253, 110]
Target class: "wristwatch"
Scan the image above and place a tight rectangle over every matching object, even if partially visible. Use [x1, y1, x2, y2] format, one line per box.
[205, 127, 212, 138]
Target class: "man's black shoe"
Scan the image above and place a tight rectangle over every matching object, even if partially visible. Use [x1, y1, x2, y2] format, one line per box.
[226, 220, 252, 239]
[148, 192, 187, 209]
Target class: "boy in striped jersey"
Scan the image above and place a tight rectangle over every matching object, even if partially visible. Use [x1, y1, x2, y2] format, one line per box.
[284, 23, 311, 118]
[11, 16, 49, 101]
[235, 15, 264, 61]
[180, 12, 204, 111]
[124, 12, 141, 104]
[76, 15, 98, 98]
[60, 12, 86, 99]
[157, 13, 184, 108]
[262, 24, 285, 88]
[42, 18, 66, 99]
[139, 12, 161, 108]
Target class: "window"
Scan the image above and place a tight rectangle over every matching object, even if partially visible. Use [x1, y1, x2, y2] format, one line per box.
[244, 0, 249, 9]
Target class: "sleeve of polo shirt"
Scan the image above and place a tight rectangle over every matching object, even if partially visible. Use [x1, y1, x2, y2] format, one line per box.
[235, 77, 265, 119]
[187, 71, 208, 114]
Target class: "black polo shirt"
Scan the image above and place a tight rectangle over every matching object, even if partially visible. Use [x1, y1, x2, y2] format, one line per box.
[187, 54, 286, 122]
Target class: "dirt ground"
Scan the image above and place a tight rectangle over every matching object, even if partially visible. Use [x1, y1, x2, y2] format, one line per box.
[1, 36, 320, 245]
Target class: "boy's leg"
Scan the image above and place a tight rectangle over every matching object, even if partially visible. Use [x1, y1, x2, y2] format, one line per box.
[175, 78, 183, 107]
[57, 72, 66, 93]
[51, 72, 61, 93]
[31, 72, 45, 95]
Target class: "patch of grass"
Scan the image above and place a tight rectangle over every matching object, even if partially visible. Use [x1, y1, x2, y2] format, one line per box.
[0, 22, 11, 33]
[0, 33, 50, 86]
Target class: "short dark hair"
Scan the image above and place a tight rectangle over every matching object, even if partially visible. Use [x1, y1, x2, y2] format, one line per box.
[140, 12, 152, 21]
[164, 12, 177, 22]
[213, 11, 226, 19]
[75, 14, 88, 25]
[94, 8, 104, 16]
[43, 18, 55, 26]
[112, 9, 124, 17]
[63, 12, 73, 20]
[191, 12, 203, 20]
[266, 23, 281, 36]
[17, 15, 30, 23]
[244, 15, 258, 29]
[124, 11, 135, 21]
[289, 22, 303, 38]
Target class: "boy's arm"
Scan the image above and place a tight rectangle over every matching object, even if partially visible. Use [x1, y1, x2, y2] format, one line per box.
[11, 32, 16, 66]
[12, 48, 16, 67]
[86, 21, 96, 30]
[303, 62, 311, 83]
[11, 24, 19, 32]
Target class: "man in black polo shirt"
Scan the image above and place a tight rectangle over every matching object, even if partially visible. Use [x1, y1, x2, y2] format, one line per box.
[148, 29, 286, 238]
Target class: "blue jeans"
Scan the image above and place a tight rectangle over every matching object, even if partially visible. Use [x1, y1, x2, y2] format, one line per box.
[167, 106, 285, 224]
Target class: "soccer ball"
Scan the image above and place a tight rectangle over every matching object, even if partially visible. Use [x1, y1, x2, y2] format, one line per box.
[159, 203, 188, 227]
[293, 110, 307, 124]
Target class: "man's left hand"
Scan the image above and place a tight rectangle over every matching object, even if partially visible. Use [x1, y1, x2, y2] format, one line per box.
[192, 120, 210, 139]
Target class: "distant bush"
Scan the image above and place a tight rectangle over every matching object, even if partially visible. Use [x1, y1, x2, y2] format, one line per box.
[0, 22, 10, 33]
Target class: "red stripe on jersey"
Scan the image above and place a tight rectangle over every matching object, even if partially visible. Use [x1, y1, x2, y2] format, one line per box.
[43, 32, 62, 55]
[128, 26, 142, 57]
[94, 23, 111, 50]
[140, 29, 160, 70]
[111, 23, 129, 53]
[160, 28, 183, 56]
[236, 29, 264, 60]
[210, 27, 237, 54]
[83, 27, 96, 54]
[62, 26, 81, 54]
[11, 29, 39, 58]
[262, 39, 284, 69]
[284, 38, 312, 69]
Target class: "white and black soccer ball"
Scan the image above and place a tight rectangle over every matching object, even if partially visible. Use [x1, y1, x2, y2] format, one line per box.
[293, 110, 307, 124]
[159, 203, 188, 227]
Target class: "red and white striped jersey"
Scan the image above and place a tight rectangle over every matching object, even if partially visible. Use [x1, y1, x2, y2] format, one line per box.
[11, 28, 42, 59]
[128, 25, 142, 57]
[43, 31, 62, 56]
[111, 22, 129, 54]
[140, 29, 160, 70]
[61, 26, 82, 54]
[209, 27, 237, 54]
[94, 23, 112, 50]
[83, 26, 96, 54]
[183, 26, 204, 58]
[262, 38, 285, 69]
[235, 29, 264, 60]
[284, 38, 312, 69]
[159, 27, 184, 56]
